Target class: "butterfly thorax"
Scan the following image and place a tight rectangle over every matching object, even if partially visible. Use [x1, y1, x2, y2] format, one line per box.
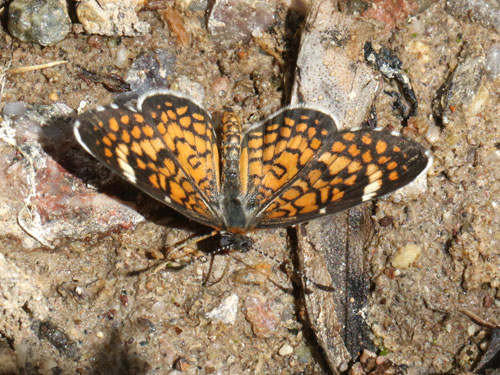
[220, 111, 247, 232]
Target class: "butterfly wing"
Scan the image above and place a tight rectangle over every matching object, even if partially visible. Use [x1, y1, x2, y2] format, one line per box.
[239, 106, 337, 204]
[73, 91, 224, 228]
[241, 107, 430, 229]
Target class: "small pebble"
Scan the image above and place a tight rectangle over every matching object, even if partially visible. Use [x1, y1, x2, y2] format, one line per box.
[126, 49, 176, 92]
[384, 267, 396, 279]
[159, 7, 190, 47]
[207, 0, 277, 49]
[483, 295, 493, 308]
[173, 357, 190, 371]
[49, 92, 59, 102]
[378, 216, 394, 227]
[205, 294, 239, 325]
[87, 35, 103, 49]
[279, 343, 293, 356]
[465, 84, 489, 115]
[295, 345, 312, 363]
[467, 324, 476, 336]
[76, 0, 149, 36]
[211, 76, 230, 98]
[485, 44, 500, 79]
[115, 46, 131, 68]
[243, 294, 279, 337]
[391, 244, 422, 269]
[425, 122, 441, 144]
[8, 0, 72, 46]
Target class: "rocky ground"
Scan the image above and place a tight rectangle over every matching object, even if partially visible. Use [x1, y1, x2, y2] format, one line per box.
[0, 0, 499, 374]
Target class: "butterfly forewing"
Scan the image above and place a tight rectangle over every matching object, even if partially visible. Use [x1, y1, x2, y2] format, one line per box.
[73, 92, 224, 228]
[240, 108, 339, 214]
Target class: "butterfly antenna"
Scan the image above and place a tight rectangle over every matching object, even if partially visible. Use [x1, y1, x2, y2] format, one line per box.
[248, 241, 336, 292]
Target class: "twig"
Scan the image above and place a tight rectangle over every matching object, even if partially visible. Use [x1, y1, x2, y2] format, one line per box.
[460, 308, 499, 329]
[5, 60, 68, 75]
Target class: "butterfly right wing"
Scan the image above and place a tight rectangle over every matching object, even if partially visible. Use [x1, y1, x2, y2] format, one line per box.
[239, 107, 430, 229]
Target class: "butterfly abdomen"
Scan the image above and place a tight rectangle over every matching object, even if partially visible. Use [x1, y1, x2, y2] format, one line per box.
[220, 112, 249, 231]
[221, 112, 243, 196]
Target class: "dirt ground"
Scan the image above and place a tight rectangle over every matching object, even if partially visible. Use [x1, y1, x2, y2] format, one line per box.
[0, 1, 499, 374]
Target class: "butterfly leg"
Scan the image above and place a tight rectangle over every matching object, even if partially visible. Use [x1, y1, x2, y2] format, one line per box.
[151, 230, 220, 274]
[202, 253, 232, 286]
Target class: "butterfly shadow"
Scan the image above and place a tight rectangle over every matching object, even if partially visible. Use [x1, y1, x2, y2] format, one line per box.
[40, 114, 212, 243]
[91, 329, 151, 375]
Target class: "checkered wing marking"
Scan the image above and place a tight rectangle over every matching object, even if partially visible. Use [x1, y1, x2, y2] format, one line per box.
[239, 108, 338, 224]
[242, 109, 429, 228]
[73, 93, 224, 228]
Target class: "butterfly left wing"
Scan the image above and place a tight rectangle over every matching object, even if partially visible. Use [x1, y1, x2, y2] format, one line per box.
[73, 91, 225, 229]
[241, 108, 431, 229]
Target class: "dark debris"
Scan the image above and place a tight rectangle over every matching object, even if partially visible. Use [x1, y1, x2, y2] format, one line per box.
[364, 41, 418, 120]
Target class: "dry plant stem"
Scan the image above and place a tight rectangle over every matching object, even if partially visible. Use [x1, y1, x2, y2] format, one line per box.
[460, 308, 499, 329]
[6, 61, 68, 75]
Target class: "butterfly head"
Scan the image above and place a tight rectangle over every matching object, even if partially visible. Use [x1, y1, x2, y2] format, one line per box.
[220, 232, 253, 253]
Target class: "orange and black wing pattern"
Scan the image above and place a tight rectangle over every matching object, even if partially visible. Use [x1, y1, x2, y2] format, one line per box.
[241, 107, 431, 229]
[74, 92, 430, 235]
[73, 91, 224, 229]
[239, 107, 337, 214]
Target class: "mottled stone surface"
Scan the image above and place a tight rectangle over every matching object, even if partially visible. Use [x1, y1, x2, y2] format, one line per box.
[290, 0, 380, 130]
[446, 0, 500, 33]
[7, 0, 71, 46]
[433, 43, 486, 124]
[76, 0, 150, 36]
[208, 0, 277, 49]
[0, 103, 146, 249]
[125, 50, 177, 93]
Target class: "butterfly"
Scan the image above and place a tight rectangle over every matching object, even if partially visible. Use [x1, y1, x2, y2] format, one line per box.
[73, 90, 431, 251]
